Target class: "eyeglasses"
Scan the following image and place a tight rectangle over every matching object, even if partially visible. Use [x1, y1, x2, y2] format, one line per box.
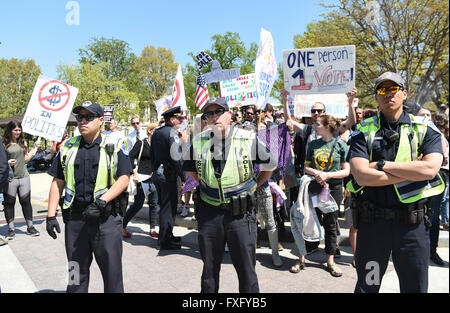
[131, 122, 140, 126]
[376, 86, 403, 95]
[246, 112, 255, 116]
[76, 114, 99, 122]
[311, 109, 324, 114]
[205, 108, 226, 119]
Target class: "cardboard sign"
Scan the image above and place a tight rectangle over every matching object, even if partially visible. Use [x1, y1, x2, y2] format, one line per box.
[283, 45, 355, 95]
[103, 105, 114, 122]
[203, 60, 240, 84]
[22, 75, 78, 141]
[219, 73, 257, 108]
[288, 94, 359, 119]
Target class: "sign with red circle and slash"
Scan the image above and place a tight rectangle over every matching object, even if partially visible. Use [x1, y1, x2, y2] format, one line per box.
[38, 80, 71, 112]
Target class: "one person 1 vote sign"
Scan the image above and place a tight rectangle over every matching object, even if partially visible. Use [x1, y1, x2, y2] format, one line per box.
[283, 45, 355, 95]
[22, 75, 78, 142]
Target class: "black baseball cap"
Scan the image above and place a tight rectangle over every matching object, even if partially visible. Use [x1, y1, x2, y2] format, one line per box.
[201, 97, 229, 113]
[374, 72, 405, 92]
[73, 101, 104, 117]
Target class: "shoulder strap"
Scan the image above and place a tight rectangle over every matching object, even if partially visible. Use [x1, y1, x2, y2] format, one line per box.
[326, 139, 339, 170]
[136, 140, 145, 168]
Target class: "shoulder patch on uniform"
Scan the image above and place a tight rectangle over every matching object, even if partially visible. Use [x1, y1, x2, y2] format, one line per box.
[351, 130, 361, 137]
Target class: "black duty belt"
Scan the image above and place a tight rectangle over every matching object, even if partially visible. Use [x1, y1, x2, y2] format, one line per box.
[353, 199, 428, 225]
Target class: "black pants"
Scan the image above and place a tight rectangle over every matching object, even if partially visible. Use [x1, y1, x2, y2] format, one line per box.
[197, 202, 259, 293]
[354, 219, 429, 293]
[305, 183, 343, 253]
[153, 173, 178, 246]
[64, 210, 124, 293]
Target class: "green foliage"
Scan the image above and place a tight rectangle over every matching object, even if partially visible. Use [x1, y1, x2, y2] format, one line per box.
[289, 0, 449, 108]
[79, 37, 136, 81]
[127, 46, 178, 119]
[0, 58, 41, 118]
[184, 32, 258, 115]
[57, 62, 139, 124]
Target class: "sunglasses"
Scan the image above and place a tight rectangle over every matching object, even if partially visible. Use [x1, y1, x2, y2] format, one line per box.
[246, 112, 255, 115]
[131, 122, 140, 125]
[376, 86, 403, 95]
[311, 109, 324, 114]
[76, 114, 100, 122]
[205, 108, 226, 119]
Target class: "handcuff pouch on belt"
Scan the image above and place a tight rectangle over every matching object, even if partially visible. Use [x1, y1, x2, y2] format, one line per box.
[230, 192, 256, 216]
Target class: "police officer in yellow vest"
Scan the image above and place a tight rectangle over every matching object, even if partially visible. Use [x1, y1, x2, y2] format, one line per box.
[183, 97, 276, 293]
[348, 72, 444, 293]
[46, 101, 132, 293]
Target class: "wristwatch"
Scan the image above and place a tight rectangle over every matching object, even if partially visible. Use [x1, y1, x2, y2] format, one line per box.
[376, 159, 386, 171]
[95, 199, 107, 210]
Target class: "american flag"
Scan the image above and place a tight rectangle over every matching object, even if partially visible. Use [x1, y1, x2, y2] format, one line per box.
[195, 69, 209, 110]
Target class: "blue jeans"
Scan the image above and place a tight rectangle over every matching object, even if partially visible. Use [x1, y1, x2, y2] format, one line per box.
[123, 180, 158, 230]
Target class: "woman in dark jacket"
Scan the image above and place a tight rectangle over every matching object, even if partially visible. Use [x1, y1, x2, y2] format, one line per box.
[122, 123, 159, 238]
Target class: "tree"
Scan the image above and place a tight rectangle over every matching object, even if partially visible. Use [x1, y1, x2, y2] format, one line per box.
[127, 46, 178, 119]
[291, 0, 449, 108]
[57, 62, 139, 123]
[79, 37, 136, 82]
[0, 58, 41, 118]
[184, 32, 258, 115]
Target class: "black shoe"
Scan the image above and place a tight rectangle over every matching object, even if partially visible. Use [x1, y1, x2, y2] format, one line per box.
[7, 229, 15, 240]
[171, 235, 182, 243]
[159, 242, 181, 250]
[430, 252, 445, 266]
[27, 226, 40, 237]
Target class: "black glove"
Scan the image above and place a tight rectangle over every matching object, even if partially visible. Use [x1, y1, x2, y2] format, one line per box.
[46, 216, 61, 239]
[82, 199, 106, 223]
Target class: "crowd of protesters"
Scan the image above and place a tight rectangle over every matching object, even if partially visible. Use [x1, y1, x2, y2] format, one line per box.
[1, 91, 448, 280]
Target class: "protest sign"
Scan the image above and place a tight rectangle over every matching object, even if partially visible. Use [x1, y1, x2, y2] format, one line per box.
[288, 94, 359, 119]
[196, 51, 213, 68]
[22, 75, 78, 141]
[283, 45, 355, 95]
[155, 96, 172, 120]
[103, 105, 114, 122]
[255, 28, 277, 109]
[219, 73, 257, 108]
[203, 60, 240, 84]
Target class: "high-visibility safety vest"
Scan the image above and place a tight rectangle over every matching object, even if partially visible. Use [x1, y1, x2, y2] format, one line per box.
[59, 134, 123, 210]
[192, 127, 258, 206]
[347, 114, 444, 203]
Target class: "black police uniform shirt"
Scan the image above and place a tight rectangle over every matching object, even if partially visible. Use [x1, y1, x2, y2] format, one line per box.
[48, 134, 133, 205]
[182, 125, 277, 179]
[347, 111, 443, 208]
[150, 124, 186, 181]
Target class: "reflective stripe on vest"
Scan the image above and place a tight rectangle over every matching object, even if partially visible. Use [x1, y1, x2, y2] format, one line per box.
[346, 114, 444, 202]
[60, 134, 122, 209]
[192, 128, 257, 206]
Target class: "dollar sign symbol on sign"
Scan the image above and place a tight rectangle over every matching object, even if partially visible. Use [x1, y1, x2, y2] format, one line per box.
[365, 1, 380, 26]
[48, 85, 62, 106]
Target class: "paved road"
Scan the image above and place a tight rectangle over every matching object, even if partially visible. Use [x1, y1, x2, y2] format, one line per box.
[0, 172, 448, 294]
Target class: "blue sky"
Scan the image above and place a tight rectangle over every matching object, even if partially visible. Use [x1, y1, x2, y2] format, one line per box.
[0, 0, 335, 78]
